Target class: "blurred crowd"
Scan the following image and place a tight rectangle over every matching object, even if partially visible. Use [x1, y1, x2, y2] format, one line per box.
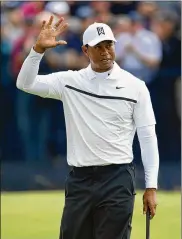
[1, 1, 181, 165]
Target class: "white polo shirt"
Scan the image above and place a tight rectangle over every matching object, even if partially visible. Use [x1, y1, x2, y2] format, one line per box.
[21, 49, 156, 167]
[16, 48, 159, 188]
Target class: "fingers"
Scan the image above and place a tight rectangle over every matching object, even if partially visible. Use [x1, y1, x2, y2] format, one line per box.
[48, 15, 54, 26]
[41, 16, 54, 30]
[143, 198, 157, 219]
[41, 20, 46, 30]
[52, 17, 69, 35]
[143, 189, 157, 219]
[50, 40, 67, 48]
[38, 15, 68, 49]
[147, 205, 154, 219]
[149, 206, 156, 219]
[56, 40, 67, 46]
[54, 17, 64, 28]
[58, 22, 69, 34]
[42, 16, 68, 34]
[149, 203, 157, 219]
[143, 197, 148, 215]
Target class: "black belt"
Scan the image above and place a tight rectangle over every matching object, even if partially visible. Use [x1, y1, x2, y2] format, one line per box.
[69, 162, 134, 174]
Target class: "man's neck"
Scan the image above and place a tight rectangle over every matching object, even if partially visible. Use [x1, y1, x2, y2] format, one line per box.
[91, 62, 114, 73]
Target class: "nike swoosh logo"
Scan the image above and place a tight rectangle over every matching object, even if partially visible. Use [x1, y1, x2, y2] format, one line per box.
[116, 86, 125, 89]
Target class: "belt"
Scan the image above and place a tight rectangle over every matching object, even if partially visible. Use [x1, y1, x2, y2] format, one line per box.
[69, 162, 134, 174]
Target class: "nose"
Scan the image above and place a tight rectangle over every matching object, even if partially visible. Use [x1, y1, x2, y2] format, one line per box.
[100, 47, 108, 56]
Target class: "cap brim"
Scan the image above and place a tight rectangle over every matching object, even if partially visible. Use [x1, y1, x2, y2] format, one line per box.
[88, 36, 117, 47]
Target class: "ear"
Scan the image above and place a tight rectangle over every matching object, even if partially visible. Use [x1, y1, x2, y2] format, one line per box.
[82, 45, 89, 58]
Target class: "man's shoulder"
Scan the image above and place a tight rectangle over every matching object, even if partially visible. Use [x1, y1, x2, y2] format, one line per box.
[119, 67, 145, 87]
[139, 29, 160, 43]
[63, 67, 87, 76]
[55, 67, 88, 87]
[117, 32, 131, 41]
[115, 67, 146, 98]
[56, 68, 85, 78]
[77, 67, 88, 76]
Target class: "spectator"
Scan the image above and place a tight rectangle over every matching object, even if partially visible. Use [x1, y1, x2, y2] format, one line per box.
[156, 1, 181, 17]
[45, 1, 70, 20]
[113, 15, 132, 37]
[115, 11, 162, 85]
[1, 2, 24, 161]
[1, 4, 24, 48]
[68, 1, 89, 16]
[136, 1, 158, 29]
[90, 1, 115, 25]
[0, 34, 22, 162]
[150, 10, 181, 162]
[20, 1, 45, 18]
[10, 15, 42, 163]
[110, 1, 137, 15]
[151, 10, 181, 82]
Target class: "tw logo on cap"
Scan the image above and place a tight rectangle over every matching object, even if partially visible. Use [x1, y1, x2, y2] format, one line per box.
[96, 27, 105, 36]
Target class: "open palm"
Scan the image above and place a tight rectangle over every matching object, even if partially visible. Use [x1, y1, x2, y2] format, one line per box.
[35, 16, 69, 51]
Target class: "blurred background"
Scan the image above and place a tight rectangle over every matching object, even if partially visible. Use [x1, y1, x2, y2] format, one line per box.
[1, 1, 181, 239]
[1, 1, 181, 191]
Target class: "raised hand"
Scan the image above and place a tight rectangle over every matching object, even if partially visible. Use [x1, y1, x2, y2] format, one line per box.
[34, 16, 69, 53]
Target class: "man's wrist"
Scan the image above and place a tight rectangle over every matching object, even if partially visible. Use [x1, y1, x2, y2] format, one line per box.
[146, 188, 157, 191]
[33, 44, 45, 54]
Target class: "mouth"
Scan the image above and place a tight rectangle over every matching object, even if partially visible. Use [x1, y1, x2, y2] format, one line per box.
[101, 59, 111, 62]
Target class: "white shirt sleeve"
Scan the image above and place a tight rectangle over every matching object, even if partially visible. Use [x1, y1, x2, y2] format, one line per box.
[133, 82, 156, 127]
[115, 35, 124, 60]
[16, 47, 73, 100]
[115, 33, 131, 60]
[137, 125, 159, 189]
[140, 33, 162, 61]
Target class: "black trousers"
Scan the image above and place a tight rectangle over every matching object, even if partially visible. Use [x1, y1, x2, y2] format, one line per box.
[59, 163, 136, 239]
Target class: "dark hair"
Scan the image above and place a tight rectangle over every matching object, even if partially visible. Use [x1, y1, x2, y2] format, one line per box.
[154, 10, 179, 26]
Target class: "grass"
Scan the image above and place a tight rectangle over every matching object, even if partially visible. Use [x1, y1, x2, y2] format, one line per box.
[1, 190, 180, 239]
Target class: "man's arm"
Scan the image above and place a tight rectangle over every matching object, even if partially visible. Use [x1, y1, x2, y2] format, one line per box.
[16, 48, 65, 99]
[115, 33, 130, 64]
[130, 49, 161, 68]
[133, 81, 159, 219]
[137, 125, 159, 189]
[16, 48, 49, 97]
[137, 125, 159, 219]
[125, 33, 162, 68]
[16, 16, 69, 99]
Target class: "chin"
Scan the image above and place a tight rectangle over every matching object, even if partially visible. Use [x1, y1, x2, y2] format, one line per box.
[101, 61, 113, 69]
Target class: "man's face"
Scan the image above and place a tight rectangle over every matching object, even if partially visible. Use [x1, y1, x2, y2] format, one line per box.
[151, 20, 175, 40]
[82, 40, 115, 72]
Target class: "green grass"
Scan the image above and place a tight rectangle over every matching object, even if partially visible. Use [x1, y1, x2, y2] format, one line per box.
[1, 191, 180, 239]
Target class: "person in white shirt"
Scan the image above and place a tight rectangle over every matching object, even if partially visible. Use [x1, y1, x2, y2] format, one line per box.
[115, 11, 162, 85]
[16, 16, 159, 239]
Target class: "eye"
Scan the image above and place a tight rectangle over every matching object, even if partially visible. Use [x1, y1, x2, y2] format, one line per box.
[106, 43, 112, 49]
[94, 45, 101, 50]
